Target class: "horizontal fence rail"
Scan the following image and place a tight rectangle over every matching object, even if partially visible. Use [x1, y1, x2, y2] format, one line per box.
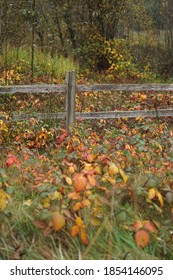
[0, 84, 66, 94]
[9, 109, 173, 122]
[76, 84, 173, 92]
[0, 71, 173, 128]
[1, 83, 173, 94]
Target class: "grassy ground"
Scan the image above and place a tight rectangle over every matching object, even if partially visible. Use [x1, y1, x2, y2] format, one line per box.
[0, 46, 77, 84]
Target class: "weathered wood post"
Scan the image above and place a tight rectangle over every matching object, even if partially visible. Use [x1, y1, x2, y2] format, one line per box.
[66, 71, 76, 129]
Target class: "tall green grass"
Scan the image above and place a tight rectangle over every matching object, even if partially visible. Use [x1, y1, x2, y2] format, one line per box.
[0, 45, 78, 80]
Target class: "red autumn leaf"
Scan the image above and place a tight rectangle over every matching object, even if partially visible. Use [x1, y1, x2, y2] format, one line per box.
[6, 154, 19, 167]
[135, 229, 150, 248]
[43, 226, 52, 236]
[56, 131, 69, 145]
[33, 220, 47, 229]
[11, 243, 24, 260]
[143, 221, 157, 233]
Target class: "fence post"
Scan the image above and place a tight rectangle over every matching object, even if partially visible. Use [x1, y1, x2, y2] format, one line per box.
[66, 70, 76, 129]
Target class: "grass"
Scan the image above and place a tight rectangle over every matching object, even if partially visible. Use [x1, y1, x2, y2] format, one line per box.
[0, 45, 78, 83]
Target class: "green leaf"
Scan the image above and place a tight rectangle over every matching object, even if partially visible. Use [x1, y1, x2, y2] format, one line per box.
[6, 186, 15, 195]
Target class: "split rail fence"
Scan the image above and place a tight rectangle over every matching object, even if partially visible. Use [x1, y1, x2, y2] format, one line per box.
[0, 71, 173, 129]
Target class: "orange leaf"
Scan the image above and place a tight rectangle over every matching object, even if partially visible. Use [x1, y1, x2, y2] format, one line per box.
[79, 228, 89, 245]
[70, 225, 80, 237]
[131, 220, 143, 231]
[135, 229, 150, 248]
[52, 211, 66, 231]
[68, 191, 81, 200]
[73, 202, 83, 211]
[73, 173, 88, 192]
[87, 154, 94, 163]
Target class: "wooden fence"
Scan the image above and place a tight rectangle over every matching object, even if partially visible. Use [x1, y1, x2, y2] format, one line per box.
[0, 71, 173, 129]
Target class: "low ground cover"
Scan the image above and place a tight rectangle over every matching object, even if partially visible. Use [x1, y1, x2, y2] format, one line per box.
[0, 113, 172, 259]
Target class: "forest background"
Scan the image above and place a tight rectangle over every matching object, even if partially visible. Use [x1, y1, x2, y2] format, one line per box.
[1, 0, 173, 83]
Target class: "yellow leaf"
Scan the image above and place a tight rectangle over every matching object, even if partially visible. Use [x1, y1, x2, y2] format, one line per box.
[87, 174, 96, 187]
[0, 189, 11, 211]
[75, 216, 84, 227]
[94, 165, 102, 175]
[155, 141, 163, 152]
[23, 199, 32, 206]
[42, 197, 50, 209]
[48, 191, 62, 200]
[119, 168, 128, 183]
[107, 176, 116, 185]
[121, 161, 126, 169]
[91, 217, 101, 226]
[84, 190, 92, 197]
[148, 188, 156, 200]
[64, 175, 72, 185]
[69, 165, 75, 174]
[156, 190, 164, 207]
[82, 163, 93, 172]
[108, 162, 119, 176]
[82, 198, 91, 208]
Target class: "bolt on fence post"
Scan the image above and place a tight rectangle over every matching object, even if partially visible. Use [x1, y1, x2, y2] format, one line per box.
[66, 71, 76, 130]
